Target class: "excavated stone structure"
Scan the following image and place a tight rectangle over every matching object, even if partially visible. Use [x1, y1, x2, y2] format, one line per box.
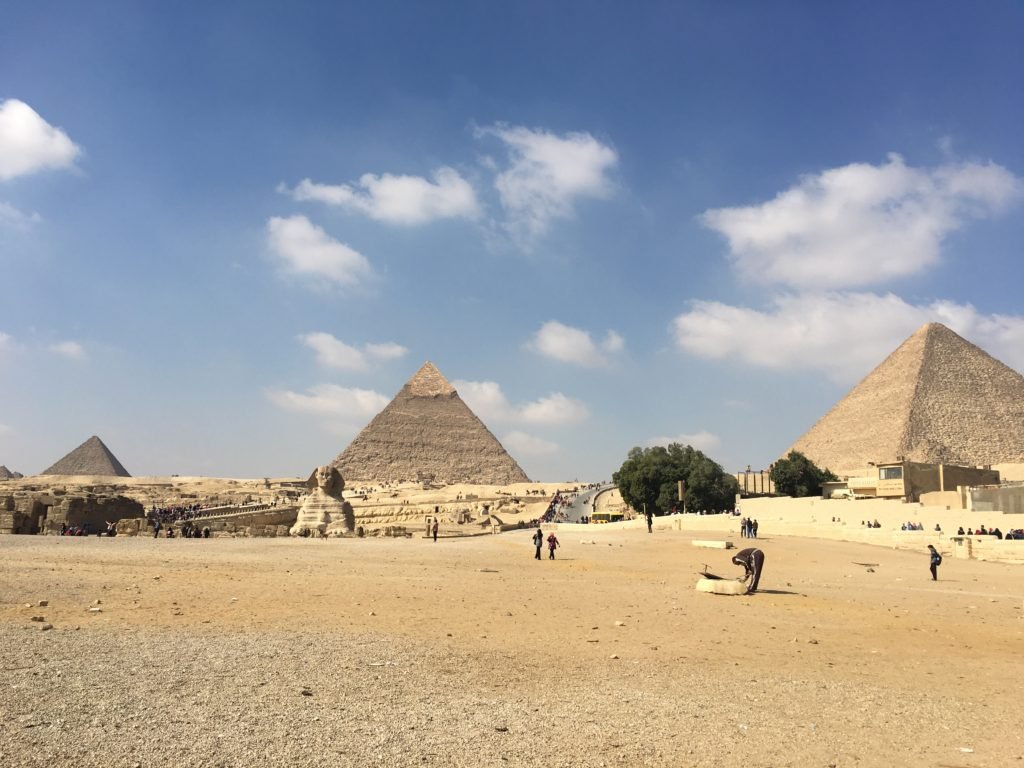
[0, 489, 142, 534]
[788, 323, 1024, 474]
[38, 436, 131, 477]
[332, 362, 530, 485]
[290, 465, 355, 537]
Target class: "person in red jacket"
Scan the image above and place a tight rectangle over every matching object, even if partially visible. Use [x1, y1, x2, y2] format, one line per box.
[546, 532, 560, 560]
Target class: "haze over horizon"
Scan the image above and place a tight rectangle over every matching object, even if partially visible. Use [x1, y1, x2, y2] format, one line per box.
[2, 2, 1022, 481]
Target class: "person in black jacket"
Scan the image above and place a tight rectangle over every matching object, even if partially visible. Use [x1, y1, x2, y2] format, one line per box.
[731, 547, 765, 593]
[928, 544, 942, 581]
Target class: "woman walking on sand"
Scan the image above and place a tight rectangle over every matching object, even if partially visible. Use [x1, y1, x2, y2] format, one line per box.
[928, 544, 942, 581]
[547, 532, 560, 560]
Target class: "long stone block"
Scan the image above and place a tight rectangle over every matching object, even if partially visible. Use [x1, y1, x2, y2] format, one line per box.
[691, 539, 734, 549]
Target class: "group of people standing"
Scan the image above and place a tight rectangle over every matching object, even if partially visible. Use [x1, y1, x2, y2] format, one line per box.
[739, 517, 759, 538]
[532, 527, 559, 559]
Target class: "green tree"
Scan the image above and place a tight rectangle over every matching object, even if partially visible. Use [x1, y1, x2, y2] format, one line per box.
[612, 443, 739, 516]
[770, 451, 838, 497]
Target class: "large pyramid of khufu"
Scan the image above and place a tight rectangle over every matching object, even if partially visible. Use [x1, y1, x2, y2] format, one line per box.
[39, 435, 131, 477]
[787, 322, 1024, 474]
[332, 362, 530, 485]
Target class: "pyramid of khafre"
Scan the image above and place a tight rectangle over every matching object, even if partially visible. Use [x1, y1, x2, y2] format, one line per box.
[788, 323, 1024, 474]
[39, 435, 131, 477]
[332, 362, 530, 485]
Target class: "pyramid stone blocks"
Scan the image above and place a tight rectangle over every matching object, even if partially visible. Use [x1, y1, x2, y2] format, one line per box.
[788, 323, 1024, 474]
[332, 362, 530, 485]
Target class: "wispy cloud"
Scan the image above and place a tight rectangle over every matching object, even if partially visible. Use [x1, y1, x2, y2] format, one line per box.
[701, 154, 1022, 289]
[267, 384, 389, 419]
[0, 201, 42, 230]
[0, 99, 80, 181]
[672, 292, 1024, 382]
[527, 320, 624, 367]
[280, 166, 479, 225]
[266, 215, 372, 288]
[502, 430, 558, 456]
[454, 379, 589, 426]
[647, 430, 721, 453]
[298, 332, 408, 371]
[48, 340, 86, 360]
[480, 124, 618, 240]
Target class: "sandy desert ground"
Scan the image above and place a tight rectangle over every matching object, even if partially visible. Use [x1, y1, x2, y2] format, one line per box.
[1, 527, 1022, 768]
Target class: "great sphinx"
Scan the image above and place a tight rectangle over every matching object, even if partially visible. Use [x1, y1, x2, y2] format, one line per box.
[290, 465, 356, 536]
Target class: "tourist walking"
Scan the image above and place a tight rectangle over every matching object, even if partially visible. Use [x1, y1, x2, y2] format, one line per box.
[532, 528, 544, 560]
[432, 519, 438, 542]
[927, 544, 942, 581]
[547, 532, 560, 560]
[646, 509, 653, 533]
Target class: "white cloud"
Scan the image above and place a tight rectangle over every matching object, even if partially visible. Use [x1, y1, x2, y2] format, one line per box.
[267, 215, 372, 288]
[527, 320, 623, 367]
[267, 384, 389, 419]
[454, 379, 589, 426]
[49, 340, 85, 360]
[365, 342, 408, 361]
[298, 333, 367, 371]
[519, 393, 589, 425]
[0, 99, 80, 181]
[602, 330, 624, 353]
[502, 430, 558, 456]
[647, 430, 721, 453]
[0, 201, 42, 229]
[281, 166, 479, 225]
[452, 380, 514, 423]
[672, 292, 1024, 383]
[298, 333, 408, 370]
[701, 154, 1022, 289]
[0, 331, 11, 352]
[0, 422, 13, 436]
[481, 124, 617, 238]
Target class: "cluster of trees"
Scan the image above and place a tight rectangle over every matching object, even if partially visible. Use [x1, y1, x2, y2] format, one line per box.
[613, 443, 738, 516]
[770, 451, 837, 498]
[613, 445, 838, 516]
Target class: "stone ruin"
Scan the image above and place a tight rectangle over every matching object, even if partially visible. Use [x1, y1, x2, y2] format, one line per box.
[0, 488, 142, 535]
[290, 465, 356, 537]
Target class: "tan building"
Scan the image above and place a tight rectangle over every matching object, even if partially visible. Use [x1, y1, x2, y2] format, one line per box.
[837, 460, 999, 502]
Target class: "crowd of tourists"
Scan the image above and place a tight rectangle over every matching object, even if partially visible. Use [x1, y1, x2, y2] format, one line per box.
[148, 503, 207, 524]
[956, 525, 1006, 539]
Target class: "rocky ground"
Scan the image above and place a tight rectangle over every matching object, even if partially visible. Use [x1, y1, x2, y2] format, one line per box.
[1, 529, 1022, 767]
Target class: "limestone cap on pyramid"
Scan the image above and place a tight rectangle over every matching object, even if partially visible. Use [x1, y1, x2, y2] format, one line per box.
[786, 322, 1024, 475]
[331, 361, 530, 485]
[39, 435, 132, 477]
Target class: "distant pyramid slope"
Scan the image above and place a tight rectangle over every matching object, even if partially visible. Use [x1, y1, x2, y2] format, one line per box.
[0, 465, 23, 480]
[39, 435, 132, 477]
[788, 323, 1024, 473]
[332, 362, 530, 485]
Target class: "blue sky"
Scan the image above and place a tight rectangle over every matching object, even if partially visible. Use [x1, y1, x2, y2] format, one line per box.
[2, 2, 1023, 481]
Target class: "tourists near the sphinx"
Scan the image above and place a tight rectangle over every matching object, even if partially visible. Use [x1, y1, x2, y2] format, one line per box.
[927, 544, 942, 581]
[532, 527, 544, 560]
[731, 547, 765, 594]
[432, 519, 438, 543]
[547, 532, 560, 560]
